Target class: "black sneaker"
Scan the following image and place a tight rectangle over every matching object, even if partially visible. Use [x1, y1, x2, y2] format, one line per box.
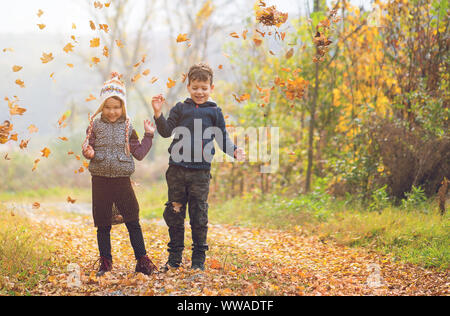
[190, 262, 205, 271]
[160, 261, 181, 273]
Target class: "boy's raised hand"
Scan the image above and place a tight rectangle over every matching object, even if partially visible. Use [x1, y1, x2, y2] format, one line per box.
[151, 94, 165, 119]
[144, 119, 155, 136]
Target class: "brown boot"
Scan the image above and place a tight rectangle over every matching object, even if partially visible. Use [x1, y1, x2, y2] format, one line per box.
[135, 255, 157, 275]
[96, 256, 112, 277]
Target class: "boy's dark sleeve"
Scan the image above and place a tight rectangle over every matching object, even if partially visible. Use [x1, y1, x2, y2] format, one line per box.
[154, 103, 181, 138]
[215, 107, 237, 158]
[129, 129, 153, 161]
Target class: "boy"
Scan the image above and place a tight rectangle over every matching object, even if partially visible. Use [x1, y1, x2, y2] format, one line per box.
[152, 63, 245, 271]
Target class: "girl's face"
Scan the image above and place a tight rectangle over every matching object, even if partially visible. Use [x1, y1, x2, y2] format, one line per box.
[102, 97, 123, 122]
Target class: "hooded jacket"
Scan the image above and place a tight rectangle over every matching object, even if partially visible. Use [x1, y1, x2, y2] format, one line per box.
[154, 98, 236, 170]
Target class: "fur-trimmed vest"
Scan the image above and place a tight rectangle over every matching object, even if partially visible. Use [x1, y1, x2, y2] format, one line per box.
[88, 117, 135, 178]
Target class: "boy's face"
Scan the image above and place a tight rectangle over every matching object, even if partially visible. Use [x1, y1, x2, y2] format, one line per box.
[187, 79, 214, 105]
[102, 97, 123, 123]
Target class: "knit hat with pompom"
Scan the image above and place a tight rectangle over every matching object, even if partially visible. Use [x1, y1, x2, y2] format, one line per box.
[91, 72, 128, 120]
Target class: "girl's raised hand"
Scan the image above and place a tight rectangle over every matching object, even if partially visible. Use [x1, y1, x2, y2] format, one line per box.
[144, 119, 155, 136]
[82, 145, 95, 159]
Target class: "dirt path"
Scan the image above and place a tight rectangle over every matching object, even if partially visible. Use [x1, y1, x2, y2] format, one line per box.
[6, 202, 449, 296]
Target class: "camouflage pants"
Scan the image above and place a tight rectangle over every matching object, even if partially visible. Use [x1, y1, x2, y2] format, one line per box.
[163, 165, 211, 264]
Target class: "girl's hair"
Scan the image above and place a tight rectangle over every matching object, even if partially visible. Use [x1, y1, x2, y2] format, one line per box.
[82, 95, 131, 156]
[188, 62, 213, 85]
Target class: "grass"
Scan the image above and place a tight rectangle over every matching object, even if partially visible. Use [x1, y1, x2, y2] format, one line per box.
[0, 203, 53, 295]
[3, 184, 449, 270]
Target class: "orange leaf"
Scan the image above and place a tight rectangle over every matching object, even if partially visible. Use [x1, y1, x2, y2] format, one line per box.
[167, 78, 176, 89]
[86, 94, 96, 102]
[41, 147, 51, 158]
[37, 24, 46, 30]
[142, 69, 150, 76]
[89, 21, 96, 30]
[37, 9, 44, 17]
[176, 34, 189, 43]
[32, 159, 40, 171]
[15, 79, 25, 88]
[58, 137, 69, 141]
[32, 202, 40, 209]
[19, 139, 30, 149]
[150, 77, 158, 84]
[103, 46, 109, 57]
[115, 40, 124, 48]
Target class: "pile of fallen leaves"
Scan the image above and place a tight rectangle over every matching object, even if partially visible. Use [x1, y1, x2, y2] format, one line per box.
[3, 204, 448, 296]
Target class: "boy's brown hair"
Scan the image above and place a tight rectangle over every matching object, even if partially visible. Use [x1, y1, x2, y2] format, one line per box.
[188, 63, 214, 85]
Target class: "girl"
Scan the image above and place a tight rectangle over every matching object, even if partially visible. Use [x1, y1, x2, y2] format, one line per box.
[82, 72, 157, 276]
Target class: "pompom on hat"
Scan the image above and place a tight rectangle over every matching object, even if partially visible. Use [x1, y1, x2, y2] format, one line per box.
[91, 72, 128, 120]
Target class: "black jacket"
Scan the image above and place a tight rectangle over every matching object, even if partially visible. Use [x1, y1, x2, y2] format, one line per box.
[154, 98, 236, 170]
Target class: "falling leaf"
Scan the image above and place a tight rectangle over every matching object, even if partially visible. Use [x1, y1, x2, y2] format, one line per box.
[12, 65, 22, 72]
[67, 196, 76, 204]
[91, 57, 100, 64]
[253, 37, 263, 47]
[99, 24, 109, 33]
[94, 1, 103, 9]
[176, 34, 189, 43]
[115, 40, 124, 48]
[15, 79, 25, 88]
[89, 21, 96, 30]
[40, 52, 54, 64]
[4, 153, 10, 160]
[242, 30, 248, 40]
[32, 202, 40, 209]
[28, 125, 38, 134]
[37, 9, 44, 17]
[131, 73, 142, 83]
[9, 133, 18, 142]
[72, 23, 76, 29]
[167, 78, 176, 89]
[9, 105, 26, 115]
[37, 24, 46, 30]
[90, 38, 100, 48]
[218, 65, 223, 70]
[67, 63, 74, 68]
[150, 77, 158, 84]
[58, 137, 69, 141]
[63, 43, 75, 53]
[86, 94, 96, 102]
[142, 69, 150, 76]
[233, 93, 251, 103]
[32, 159, 40, 171]
[105, 2, 111, 8]
[41, 147, 51, 158]
[229, 32, 240, 38]
[19, 139, 30, 149]
[285, 48, 294, 59]
[103, 46, 109, 57]
[3, 48, 14, 53]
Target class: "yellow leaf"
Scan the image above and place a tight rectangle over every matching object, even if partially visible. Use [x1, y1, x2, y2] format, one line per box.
[92, 57, 100, 64]
[28, 125, 38, 134]
[103, 46, 109, 57]
[89, 21, 96, 30]
[12, 65, 22, 72]
[37, 24, 46, 30]
[67, 63, 74, 68]
[40, 52, 54, 64]
[63, 43, 74, 53]
[90, 38, 100, 48]
[115, 40, 124, 48]
[142, 69, 150, 76]
[37, 9, 44, 17]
